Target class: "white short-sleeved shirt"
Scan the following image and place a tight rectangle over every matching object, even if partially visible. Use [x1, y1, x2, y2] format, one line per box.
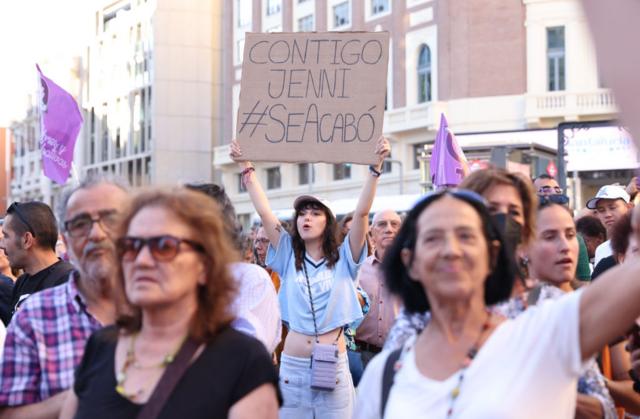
[355, 290, 585, 419]
[229, 262, 282, 353]
[266, 230, 366, 334]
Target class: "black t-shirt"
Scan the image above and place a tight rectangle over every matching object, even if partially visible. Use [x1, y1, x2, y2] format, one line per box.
[74, 326, 281, 419]
[0, 274, 13, 326]
[10, 259, 74, 315]
[591, 255, 617, 281]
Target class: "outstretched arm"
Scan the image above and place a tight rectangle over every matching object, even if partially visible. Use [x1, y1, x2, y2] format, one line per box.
[348, 136, 390, 261]
[230, 140, 281, 247]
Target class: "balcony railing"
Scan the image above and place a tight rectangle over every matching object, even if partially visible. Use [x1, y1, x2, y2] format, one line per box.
[383, 101, 446, 134]
[525, 89, 617, 122]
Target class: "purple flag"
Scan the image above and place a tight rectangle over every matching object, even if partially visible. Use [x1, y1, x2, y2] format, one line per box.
[430, 113, 469, 188]
[36, 64, 83, 184]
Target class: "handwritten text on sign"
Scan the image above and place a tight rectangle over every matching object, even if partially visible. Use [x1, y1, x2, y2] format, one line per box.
[236, 32, 389, 165]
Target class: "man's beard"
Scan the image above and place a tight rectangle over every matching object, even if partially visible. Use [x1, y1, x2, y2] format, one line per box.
[78, 258, 114, 299]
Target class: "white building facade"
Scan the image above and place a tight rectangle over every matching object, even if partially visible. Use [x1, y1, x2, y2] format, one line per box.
[215, 0, 618, 221]
[80, 0, 223, 186]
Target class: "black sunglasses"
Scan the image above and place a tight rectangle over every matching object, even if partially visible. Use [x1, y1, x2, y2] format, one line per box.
[417, 188, 488, 207]
[118, 235, 205, 262]
[7, 202, 36, 236]
[538, 194, 570, 207]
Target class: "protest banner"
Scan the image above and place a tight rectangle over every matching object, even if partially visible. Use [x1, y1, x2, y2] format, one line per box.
[36, 64, 83, 184]
[236, 32, 389, 165]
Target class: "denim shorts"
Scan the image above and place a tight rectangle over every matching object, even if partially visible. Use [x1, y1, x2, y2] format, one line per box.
[279, 352, 355, 419]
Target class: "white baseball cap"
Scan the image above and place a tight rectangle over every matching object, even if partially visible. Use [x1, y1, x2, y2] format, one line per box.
[293, 195, 335, 217]
[585, 184, 630, 209]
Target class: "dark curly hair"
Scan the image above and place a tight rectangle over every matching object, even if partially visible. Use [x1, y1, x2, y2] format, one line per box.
[382, 189, 516, 314]
[292, 202, 339, 271]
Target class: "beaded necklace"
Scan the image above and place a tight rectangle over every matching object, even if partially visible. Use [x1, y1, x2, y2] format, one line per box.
[115, 333, 185, 401]
[445, 310, 493, 418]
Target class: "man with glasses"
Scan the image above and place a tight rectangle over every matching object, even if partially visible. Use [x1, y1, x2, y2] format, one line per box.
[355, 210, 403, 368]
[1, 202, 73, 317]
[0, 175, 129, 419]
[534, 173, 563, 196]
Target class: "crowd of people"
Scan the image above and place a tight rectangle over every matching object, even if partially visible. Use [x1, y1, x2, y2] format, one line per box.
[0, 138, 639, 418]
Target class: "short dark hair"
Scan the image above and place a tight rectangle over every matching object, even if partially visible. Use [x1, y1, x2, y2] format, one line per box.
[382, 190, 516, 314]
[576, 215, 606, 240]
[610, 211, 633, 257]
[185, 183, 243, 251]
[57, 172, 129, 231]
[7, 201, 58, 251]
[534, 173, 554, 181]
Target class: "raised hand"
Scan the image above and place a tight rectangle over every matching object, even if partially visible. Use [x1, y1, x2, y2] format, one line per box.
[229, 139, 252, 169]
[374, 136, 391, 167]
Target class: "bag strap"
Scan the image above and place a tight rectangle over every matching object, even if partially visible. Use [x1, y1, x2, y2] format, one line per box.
[380, 348, 402, 418]
[135, 338, 201, 419]
[303, 261, 341, 344]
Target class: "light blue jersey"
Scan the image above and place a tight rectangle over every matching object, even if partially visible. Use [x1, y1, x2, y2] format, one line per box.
[266, 231, 367, 335]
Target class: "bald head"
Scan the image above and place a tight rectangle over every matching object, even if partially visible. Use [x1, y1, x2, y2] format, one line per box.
[370, 209, 402, 258]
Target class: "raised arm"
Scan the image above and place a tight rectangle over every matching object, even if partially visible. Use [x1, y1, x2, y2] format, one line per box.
[348, 136, 390, 261]
[579, 256, 640, 361]
[230, 139, 281, 246]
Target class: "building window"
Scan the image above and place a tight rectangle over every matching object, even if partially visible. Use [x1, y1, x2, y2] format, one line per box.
[298, 15, 314, 32]
[333, 163, 351, 180]
[298, 163, 315, 185]
[266, 167, 281, 189]
[371, 0, 389, 15]
[236, 38, 245, 62]
[413, 142, 429, 169]
[333, 2, 350, 28]
[266, 0, 281, 15]
[237, 0, 252, 27]
[547, 26, 565, 91]
[381, 153, 392, 174]
[417, 44, 431, 103]
[237, 173, 247, 193]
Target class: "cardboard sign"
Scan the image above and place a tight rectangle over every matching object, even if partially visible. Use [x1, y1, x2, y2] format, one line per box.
[236, 32, 389, 165]
[582, 0, 640, 146]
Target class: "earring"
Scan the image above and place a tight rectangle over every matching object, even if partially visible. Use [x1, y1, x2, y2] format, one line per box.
[520, 256, 529, 266]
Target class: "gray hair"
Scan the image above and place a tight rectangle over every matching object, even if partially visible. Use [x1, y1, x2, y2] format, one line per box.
[57, 172, 130, 231]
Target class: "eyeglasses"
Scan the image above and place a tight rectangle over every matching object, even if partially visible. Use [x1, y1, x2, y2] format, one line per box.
[118, 235, 205, 262]
[538, 186, 563, 195]
[64, 210, 120, 238]
[538, 194, 570, 207]
[254, 238, 269, 245]
[7, 202, 36, 236]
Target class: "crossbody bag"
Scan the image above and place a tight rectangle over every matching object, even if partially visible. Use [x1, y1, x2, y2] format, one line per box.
[302, 262, 342, 392]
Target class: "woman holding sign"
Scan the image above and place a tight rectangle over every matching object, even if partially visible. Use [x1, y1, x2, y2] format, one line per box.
[230, 136, 390, 419]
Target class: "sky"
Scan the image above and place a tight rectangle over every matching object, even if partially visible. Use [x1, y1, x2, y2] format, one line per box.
[0, 0, 96, 126]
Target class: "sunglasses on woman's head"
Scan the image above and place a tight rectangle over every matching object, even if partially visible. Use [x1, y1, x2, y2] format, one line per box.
[537, 194, 570, 207]
[418, 188, 488, 207]
[118, 235, 205, 262]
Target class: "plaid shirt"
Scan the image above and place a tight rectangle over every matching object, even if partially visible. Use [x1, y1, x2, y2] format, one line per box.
[0, 272, 102, 406]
